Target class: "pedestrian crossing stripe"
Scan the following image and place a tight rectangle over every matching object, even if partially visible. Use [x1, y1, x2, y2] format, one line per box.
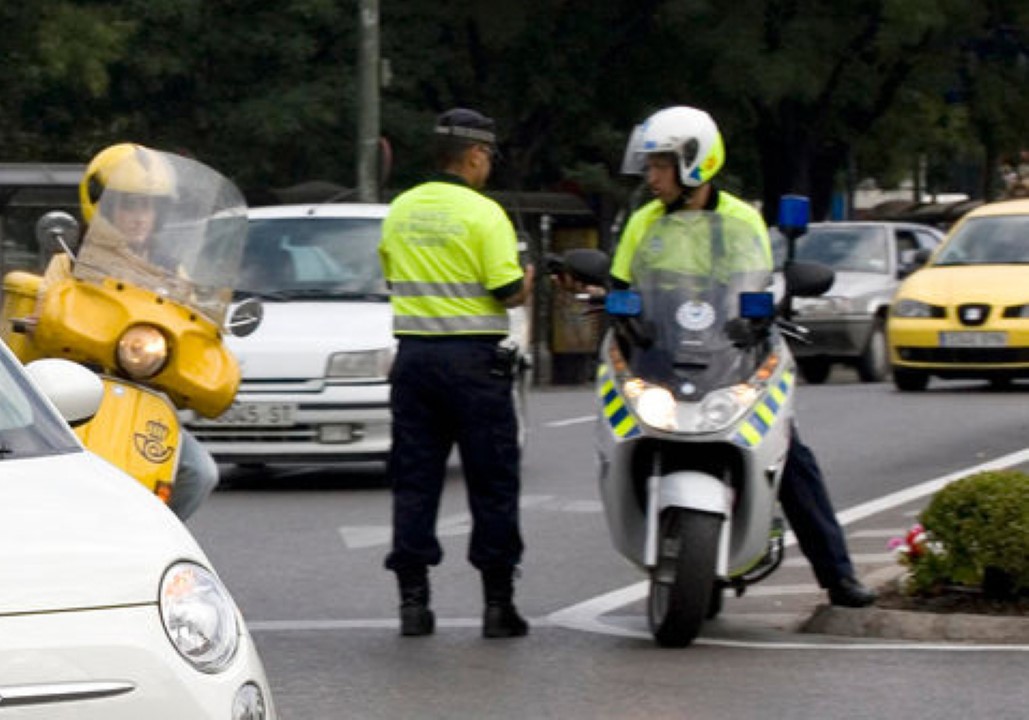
[732, 370, 793, 448]
[596, 364, 641, 439]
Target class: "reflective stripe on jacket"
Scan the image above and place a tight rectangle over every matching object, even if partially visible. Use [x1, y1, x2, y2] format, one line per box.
[379, 179, 522, 336]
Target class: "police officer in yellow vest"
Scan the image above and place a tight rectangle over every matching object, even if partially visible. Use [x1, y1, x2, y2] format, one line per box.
[609, 106, 876, 608]
[379, 108, 535, 637]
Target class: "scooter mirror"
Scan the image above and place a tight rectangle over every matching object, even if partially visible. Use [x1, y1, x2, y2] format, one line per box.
[227, 298, 263, 337]
[35, 211, 81, 258]
[783, 259, 834, 298]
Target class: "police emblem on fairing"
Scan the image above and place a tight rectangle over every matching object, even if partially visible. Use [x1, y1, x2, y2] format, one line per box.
[676, 301, 715, 331]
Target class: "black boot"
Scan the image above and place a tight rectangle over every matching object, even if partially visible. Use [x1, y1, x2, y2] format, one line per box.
[827, 576, 877, 608]
[481, 567, 529, 638]
[397, 569, 435, 636]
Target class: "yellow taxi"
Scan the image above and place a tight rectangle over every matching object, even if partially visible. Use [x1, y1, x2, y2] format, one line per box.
[888, 198, 1029, 390]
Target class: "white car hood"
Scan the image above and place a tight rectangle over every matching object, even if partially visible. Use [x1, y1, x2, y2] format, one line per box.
[228, 301, 393, 379]
[0, 452, 206, 615]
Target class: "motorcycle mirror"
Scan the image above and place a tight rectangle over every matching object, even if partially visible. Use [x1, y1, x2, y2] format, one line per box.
[35, 211, 81, 258]
[562, 248, 611, 287]
[783, 260, 834, 297]
[227, 298, 263, 337]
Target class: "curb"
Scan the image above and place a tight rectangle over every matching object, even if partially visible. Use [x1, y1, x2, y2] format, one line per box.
[799, 566, 1029, 644]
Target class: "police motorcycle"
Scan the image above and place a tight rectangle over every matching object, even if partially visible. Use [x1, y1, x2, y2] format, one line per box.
[560, 200, 832, 647]
[0, 149, 261, 505]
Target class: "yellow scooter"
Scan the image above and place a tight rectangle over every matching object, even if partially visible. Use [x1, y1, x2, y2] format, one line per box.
[0, 150, 260, 504]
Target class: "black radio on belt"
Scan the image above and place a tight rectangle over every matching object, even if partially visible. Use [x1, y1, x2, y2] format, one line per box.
[490, 344, 519, 378]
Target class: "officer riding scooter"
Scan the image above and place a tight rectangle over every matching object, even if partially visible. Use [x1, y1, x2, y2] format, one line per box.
[559, 197, 832, 647]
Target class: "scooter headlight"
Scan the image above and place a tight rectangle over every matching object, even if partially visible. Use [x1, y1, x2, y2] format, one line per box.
[117, 324, 168, 379]
[624, 380, 678, 430]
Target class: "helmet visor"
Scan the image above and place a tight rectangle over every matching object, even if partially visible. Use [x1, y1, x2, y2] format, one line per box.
[620, 124, 647, 175]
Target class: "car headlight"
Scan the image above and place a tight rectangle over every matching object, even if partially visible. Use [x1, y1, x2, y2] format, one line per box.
[793, 296, 859, 316]
[117, 324, 169, 379]
[1003, 304, 1029, 318]
[160, 562, 240, 673]
[892, 299, 944, 318]
[327, 348, 395, 379]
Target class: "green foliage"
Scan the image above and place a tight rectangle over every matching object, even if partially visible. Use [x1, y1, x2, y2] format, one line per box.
[2, 0, 1029, 214]
[908, 471, 1029, 597]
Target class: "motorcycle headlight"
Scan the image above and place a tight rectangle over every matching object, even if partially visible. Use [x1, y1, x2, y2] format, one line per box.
[624, 380, 677, 430]
[892, 299, 944, 318]
[117, 325, 168, 379]
[327, 348, 395, 379]
[160, 562, 240, 674]
[695, 385, 757, 431]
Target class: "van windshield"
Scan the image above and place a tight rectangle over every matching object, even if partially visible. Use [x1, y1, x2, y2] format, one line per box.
[238, 217, 389, 300]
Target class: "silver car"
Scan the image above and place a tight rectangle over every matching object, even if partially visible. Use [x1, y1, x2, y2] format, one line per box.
[777, 221, 943, 383]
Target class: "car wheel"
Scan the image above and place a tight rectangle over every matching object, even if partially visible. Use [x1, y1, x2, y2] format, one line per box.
[856, 322, 888, 383]
[797, 357, 832, 384]
[892, 367, 928, 392]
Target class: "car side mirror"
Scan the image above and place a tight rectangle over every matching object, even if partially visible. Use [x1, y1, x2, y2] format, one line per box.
[26, 358, 103, 426]
[898, 248, 931, 278]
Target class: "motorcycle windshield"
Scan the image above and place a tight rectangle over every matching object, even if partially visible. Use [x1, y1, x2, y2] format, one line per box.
[73, 150, 248, 325]
[628, 210, 772, 398]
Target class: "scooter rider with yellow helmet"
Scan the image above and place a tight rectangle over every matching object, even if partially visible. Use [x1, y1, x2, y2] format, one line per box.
[610, 106, 876, 608]
[43, 143, 220, 521]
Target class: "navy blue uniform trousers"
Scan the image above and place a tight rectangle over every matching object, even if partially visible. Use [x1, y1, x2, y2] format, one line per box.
[779, 424, 855, 588]
[384, 337, 523, 574]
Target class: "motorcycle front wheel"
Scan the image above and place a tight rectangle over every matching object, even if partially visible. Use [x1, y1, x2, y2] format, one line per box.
[648, 508, 721, 648]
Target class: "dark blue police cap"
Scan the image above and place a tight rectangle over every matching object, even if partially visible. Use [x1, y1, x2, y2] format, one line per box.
[434, 108, 497, 145]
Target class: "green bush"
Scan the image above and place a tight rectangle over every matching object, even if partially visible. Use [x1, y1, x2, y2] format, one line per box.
[907, 470, 1029, 597]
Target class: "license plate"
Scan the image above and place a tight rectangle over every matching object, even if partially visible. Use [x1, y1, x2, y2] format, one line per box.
[939, 331, 1008, 348]
[205, 402, 297, 426]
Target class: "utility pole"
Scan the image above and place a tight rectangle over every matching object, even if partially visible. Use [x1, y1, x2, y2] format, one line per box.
[356, 0, 380, 202]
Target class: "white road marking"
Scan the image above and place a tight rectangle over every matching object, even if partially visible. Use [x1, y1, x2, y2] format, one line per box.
[337, 494, 584, 549]
[544, 415, 595, 428]
[782, 552, 895, 568]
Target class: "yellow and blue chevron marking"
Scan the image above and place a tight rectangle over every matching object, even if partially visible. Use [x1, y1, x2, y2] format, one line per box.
[732, 370, 794, 448]
[596, 364, 641, 439]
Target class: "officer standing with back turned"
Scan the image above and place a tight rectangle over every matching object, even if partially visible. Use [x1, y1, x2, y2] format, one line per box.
[379, 108, 535, 638]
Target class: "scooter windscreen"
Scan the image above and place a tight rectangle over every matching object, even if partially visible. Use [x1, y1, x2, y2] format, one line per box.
[73, 150, 248, 325]
[628, 210, 773, 399]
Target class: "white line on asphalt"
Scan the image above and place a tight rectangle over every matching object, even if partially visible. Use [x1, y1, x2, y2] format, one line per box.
[544, 415, 595, 428]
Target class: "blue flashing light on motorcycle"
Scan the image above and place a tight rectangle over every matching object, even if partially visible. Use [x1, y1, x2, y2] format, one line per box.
[605, 289, 642, 317]
[739, 291, 775, 319]
[778, 194, 810, 234]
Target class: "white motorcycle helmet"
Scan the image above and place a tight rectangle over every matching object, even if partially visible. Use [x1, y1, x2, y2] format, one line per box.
[621, 106, 725, 188]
